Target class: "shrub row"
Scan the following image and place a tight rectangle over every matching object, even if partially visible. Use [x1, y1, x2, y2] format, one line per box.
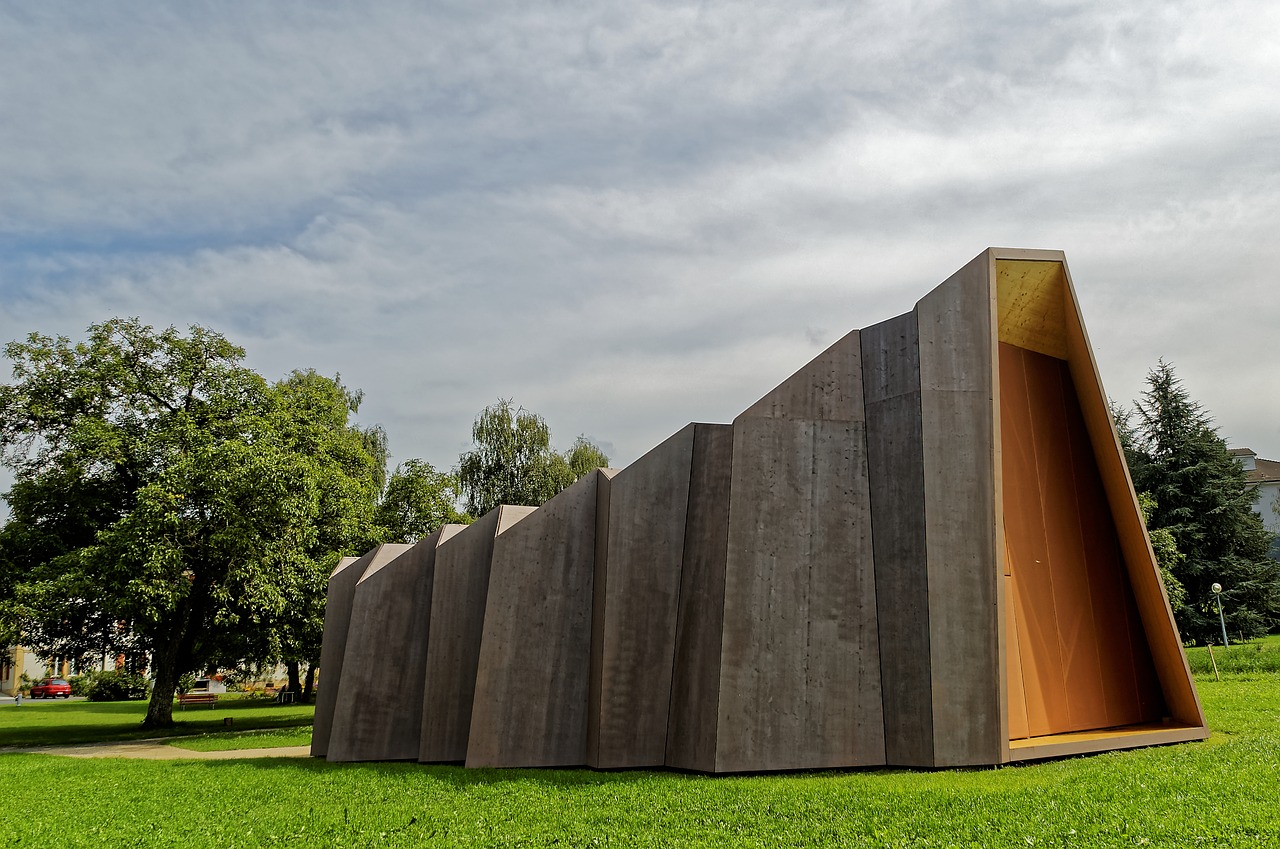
[68, 670, 152, 702]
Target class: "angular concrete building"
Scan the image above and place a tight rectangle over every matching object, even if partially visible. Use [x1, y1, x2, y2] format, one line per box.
[328, 539, 453, 762]
[310, 554, 367, 758]
[317, 248, 1208, 772]
[420, 505, 534, 763]
[858, 248, 1206, 766]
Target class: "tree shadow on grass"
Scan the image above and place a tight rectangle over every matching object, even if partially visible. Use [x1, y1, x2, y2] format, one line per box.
[192, 755, 702, 789]
[0, 697, 314, 747]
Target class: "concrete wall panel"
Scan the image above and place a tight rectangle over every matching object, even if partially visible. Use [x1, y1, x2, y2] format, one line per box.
[420, 508, 534, 762]
[717, 418, 884, 771]
[916, 250, 1004, 766]
[327, 542, 430, 762]
[716, 330, 885, 772]
[589, 427, 695, 768]
[310, 554, 364, 758]
[740, 329, 864, 422]
[466, 471, 607, 768]
[665, 423, 733, 772]
[861, 311, 936, 766]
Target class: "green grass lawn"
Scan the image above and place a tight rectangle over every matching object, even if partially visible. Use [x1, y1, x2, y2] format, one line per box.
[166, 726, 313, 752]
[1185, 633, 1280, 676]
[0, 696, 315, 748]
[0, 673, 1276, 847]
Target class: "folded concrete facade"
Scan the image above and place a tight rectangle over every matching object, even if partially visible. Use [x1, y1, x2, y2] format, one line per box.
[318, 248, 1208, 771]
[328, 541, 436, 762]
[589, 424, 699, 768]
[467, 470, 613, 768]
[420, 505, 534, 763]
[310, 554, 366, 758]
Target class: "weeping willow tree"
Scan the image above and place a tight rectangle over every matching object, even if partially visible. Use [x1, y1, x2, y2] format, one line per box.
[457, 399, 609, 517]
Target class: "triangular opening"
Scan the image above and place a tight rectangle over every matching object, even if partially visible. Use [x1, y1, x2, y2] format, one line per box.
[996, 260, 1168, 742]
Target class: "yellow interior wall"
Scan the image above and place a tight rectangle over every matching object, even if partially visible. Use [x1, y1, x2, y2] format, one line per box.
[996, 260, 1068, 359]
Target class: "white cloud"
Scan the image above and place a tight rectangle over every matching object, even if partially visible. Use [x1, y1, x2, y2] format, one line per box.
[3, 0, 1280, 522]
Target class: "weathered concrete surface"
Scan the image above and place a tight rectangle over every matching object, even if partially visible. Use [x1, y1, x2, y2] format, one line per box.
[327, 541, 436, 762]
[716, 330, 885, 772]
[467, 470, 613, 768]
[664, 423, 733, 772]
[310, 554, 367, 758]
[740, 329, 865, 422]
[861, 311, 935, 766]
[588, 425, 695, 768]
[916, 251, 1003, 767]
[419, 507, 534, 763]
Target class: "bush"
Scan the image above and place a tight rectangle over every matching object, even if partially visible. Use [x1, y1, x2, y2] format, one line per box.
[68, 674, 94, 697]
[17, 672, 40, 697]
[83, 670, 151, 702]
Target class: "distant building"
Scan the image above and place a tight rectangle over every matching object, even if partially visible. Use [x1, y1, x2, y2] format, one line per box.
[1, 646, 128, 696]
[1229, 448, 1280, 558]
[0, 646, 51, 696]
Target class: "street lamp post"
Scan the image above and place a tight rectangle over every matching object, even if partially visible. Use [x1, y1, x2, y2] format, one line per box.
[1211, 582, 1229, 648]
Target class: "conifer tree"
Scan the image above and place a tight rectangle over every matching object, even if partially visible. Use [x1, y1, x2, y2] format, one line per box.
[1117, 360, 1279, 642]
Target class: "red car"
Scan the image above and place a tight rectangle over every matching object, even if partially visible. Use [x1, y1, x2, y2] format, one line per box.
[30, 678, 72, 699]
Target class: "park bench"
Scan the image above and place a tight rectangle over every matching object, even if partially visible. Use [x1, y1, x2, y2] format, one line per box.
[175, 692, 219, 710]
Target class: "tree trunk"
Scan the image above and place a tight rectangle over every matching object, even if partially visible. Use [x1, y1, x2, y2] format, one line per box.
[142, 639, 182, 729]
[285, 659, 302, 696]
[302, 662, 317, 703]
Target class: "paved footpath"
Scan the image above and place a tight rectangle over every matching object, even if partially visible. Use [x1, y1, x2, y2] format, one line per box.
[5, 739, 311, 760]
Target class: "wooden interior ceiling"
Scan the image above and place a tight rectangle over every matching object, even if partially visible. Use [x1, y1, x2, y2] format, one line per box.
[996, 260, 1068, 359]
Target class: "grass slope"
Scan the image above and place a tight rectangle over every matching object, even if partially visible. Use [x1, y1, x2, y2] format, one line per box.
[0, 674, 1276, 847]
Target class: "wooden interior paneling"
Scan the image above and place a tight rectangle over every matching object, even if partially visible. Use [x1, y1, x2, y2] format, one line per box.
[997, 261, 1069, 359]
[1025, 349, 1112, 732]
[1008, 723, 1208, 761]
[999, 341, 1167, 739]
[1059, 273, 1207, 728]
[1003, 572, 1030, 740]
[999, 344, 1068, 737]
[1064, 392, 1155, 728]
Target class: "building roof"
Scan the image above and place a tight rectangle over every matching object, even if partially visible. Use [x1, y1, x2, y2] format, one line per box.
[1229, 448, 1280, 483]
[1246, 457, 1280, 484]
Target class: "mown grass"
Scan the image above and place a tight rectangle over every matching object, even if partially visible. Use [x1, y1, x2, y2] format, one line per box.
[1185, 633, 1280, 676]
[0, 672, 1277, 847]
[166, 726, 313, 752]
[0, 696, 314, 748]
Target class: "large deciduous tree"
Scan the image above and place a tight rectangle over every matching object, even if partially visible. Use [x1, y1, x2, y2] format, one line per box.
[0, 320, 384, 725]
[256, 369, 385, 699]
[457, 400, 609, 517]
[377, 459, 469, 543]
[1116, 360, 1279, 643]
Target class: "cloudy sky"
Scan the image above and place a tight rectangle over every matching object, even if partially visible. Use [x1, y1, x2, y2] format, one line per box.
[2, 1, 1278, 510]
